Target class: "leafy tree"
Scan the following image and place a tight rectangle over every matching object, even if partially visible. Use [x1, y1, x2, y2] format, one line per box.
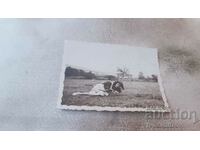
[151, 74, 158, 82]
[138, 72, 145, 79]
[65, 66, 96, 79]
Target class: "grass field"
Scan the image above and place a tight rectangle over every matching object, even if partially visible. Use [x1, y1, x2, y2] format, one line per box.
[61, 79, 165, 109]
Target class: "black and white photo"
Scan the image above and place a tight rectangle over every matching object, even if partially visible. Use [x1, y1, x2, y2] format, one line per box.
[58, 41, 169, 112]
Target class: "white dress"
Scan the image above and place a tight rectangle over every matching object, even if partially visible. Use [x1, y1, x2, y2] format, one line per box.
[72, 83, 109, 96]
[88, 83, 108, 96]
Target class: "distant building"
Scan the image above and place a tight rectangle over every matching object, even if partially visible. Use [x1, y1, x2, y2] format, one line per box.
[117, 73, 133, 81]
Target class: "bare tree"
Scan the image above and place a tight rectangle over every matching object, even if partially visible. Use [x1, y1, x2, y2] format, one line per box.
[117, 67, 129, 78]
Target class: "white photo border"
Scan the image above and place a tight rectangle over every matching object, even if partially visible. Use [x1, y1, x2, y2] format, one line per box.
[57, 40, 170, 112]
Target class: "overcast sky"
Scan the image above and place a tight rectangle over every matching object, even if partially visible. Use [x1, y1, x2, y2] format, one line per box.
[64, 41, 159, 77]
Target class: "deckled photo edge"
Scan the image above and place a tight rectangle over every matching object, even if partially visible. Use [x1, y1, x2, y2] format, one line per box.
[57, 40, 170, 112]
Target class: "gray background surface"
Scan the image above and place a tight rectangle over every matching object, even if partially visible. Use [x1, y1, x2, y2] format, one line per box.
[0, 19, 200, 130]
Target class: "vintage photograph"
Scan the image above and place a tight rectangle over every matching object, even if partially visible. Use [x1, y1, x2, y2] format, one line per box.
[58, 41, 169, 112]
